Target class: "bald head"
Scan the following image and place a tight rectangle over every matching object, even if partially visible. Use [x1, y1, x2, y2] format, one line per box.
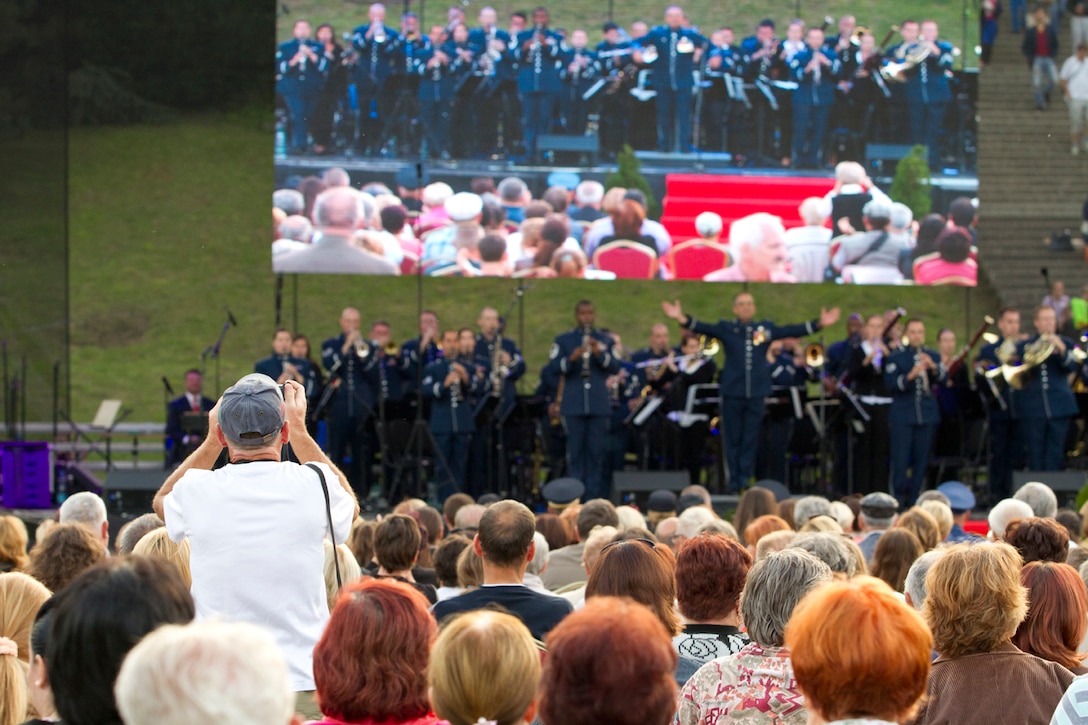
[313, 187, 361, 232]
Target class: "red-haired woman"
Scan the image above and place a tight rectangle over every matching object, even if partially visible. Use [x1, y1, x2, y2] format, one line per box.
[312, 578, 444, 725]
[786, 576, 932, 724]
[1012, 561, 1088, 674]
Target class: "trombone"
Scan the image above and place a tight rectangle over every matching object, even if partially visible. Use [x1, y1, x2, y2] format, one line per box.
[633, 335, 720, 369]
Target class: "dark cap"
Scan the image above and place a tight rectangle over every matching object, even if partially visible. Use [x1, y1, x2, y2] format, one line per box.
[676, 493, 705, 516]
[542, 477, 585, 509]
[395, 165, 429, 190]
[218, 374, 285, 448]
[936, 481, 976, 513]
[859, 492, 899, 519]
[647, 489, 678, 513]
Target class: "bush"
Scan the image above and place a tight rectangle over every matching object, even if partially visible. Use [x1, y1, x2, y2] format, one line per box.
[605, 144, 660, 220]
[889, 144, 933, 220]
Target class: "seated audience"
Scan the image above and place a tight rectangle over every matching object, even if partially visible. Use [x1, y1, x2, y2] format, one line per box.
[1014, 480, 1059, 519]
[433, 534, 472, 601]
[742, 515, 792, 556]
[26, 598, 58, 724]
[132, 527, 193, 589]
[370, 514, 437, 604]
[1004, 516, 1069, 564]
[786, 577, 932, 725]
[429, 610, 541, 725]
[787, 531, 859, 578]
[896, 507, 941, 551]
[596, 198, 658, 255]
[987, 498, 1035, 541]
[312, 578, 441, 725]
[705, 213, 795, 282]
[114, 620, 296, 725]
[676, 548, 833, 725]
[26, 524, 107, 593]
[114, 513, 164, 556]
[1011, 561, 1088, 674]
[913, 543, 1074, 723]
[0, 516, 28, 573]
[58, 492, 109, 550]
[783, 197, 832, 283]
[322, 541, 363, 611]
[539, 597, 677, 725]
[733, 488, 780, 547]
[913, 228, 978, 286]
[869, 528, 924, 593]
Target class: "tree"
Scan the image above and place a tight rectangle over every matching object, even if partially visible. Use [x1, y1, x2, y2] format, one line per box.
[889, 144, 933, 220]
[605, 144, 660, 220]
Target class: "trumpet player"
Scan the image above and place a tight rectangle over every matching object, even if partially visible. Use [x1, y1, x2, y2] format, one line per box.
[546, 300, 620, 499]
[846, 314, 893, 494]
[883, 318, 945, 507]
[905, 20, 955, 168]
[1017, 306, 1079, 471]
[351, 3, 402, 155]
[275, 20, 326, 155]
[662, 293, 839, 492]
[322, 307, 380, 498]
[976, 308, 1024, 499]
[561, 30, 600, 137]
[255, 327, 310, 387]
[423, 329, 486, 500]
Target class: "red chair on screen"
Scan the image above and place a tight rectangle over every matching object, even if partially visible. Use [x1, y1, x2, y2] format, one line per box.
[400, 251, 420, 275]
[665, 239, 732, 280]
[592, 240, 658, 279]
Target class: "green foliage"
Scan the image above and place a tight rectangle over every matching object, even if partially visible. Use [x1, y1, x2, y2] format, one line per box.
[889, 144, 933, 220]
[1076, 482, 1088, 514]
[605, 144, 660, 219]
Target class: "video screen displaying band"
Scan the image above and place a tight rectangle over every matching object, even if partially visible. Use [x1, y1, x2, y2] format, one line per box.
[272, 2, 979, 285]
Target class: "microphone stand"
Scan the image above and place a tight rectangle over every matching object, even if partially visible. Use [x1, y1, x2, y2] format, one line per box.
[201, 311, 236, 397]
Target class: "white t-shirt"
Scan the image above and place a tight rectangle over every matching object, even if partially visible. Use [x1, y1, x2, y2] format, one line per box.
[164, 460, 354, 691]
[1061, 55, 1088, 100]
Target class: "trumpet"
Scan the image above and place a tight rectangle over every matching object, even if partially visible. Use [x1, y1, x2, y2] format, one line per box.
[383, 340, 400, 356]
[805, 343, 825, 368]
[354, 337, 373, 360]
[373, 24, 387, 43]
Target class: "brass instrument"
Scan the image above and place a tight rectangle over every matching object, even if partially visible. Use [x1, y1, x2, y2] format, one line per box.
[491, 332, 507, 399]
[987, 335, 1055, 389]
[373, 24, 387, 44]
[634, 335, 719, 369]
[852, 26, 871, 42]
[882, 42, 930, 82]
[383, 340, 400, 356]
[354, 337, 373, 360]
[549, 375, 565, 426]
[805, 343, 825, 368]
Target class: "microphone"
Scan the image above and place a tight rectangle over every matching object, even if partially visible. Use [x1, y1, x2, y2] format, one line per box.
[162, 376, 174, 395]
[227, 308, 239, 327]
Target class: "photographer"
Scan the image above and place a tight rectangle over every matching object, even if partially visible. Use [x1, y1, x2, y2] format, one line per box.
[152, 374, 358, 718]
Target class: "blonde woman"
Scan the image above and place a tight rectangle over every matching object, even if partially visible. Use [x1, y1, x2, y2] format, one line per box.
[133, 528, 193, 588]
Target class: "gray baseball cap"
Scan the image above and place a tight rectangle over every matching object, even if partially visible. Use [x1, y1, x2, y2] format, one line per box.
[218, 374, 285, 448]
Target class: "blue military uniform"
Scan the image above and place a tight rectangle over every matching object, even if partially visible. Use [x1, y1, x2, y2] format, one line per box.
[976, 338, 1021, 498]
[401, 337, 443, 396]
[759, 351, 812, 482]
[276, 38, 327, 153]
[467, 25, 513, 154]
[595, 40, 634, 155]
[681, 314, 821, 491]
[635, 25, 707, 152]
[789, 45, 840, 168]
[388, 32, 431, 156]
[467, 333, 526, 498]
[322, 336, 380, 497]
[561, 47, 600, 135]
[514, 26, 569, 158]
[547, 328, 621, 499]
[423, 355, 487, 499]
[414, 41, 465, 158]
[254, 351, 311, 384]
[1016, 335, 1078, 471]
[351, 22, 402, 152]
[701, 42, 741, 153]
[884, 346, 945, 507]
[902, 40, 955, 166]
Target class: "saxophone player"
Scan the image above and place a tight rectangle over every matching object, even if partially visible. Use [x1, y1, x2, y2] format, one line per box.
[1017, 306, 1079, 471]
[883, 318, 945, 507]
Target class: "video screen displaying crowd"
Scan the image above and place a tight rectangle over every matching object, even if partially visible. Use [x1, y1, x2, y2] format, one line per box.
[5, 471, 1088, 725]
[271, 164, 979, 284]
[275, 4, 967, 168]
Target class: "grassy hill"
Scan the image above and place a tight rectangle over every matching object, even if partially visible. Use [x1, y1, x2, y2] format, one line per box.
[64, 112, 994, 424]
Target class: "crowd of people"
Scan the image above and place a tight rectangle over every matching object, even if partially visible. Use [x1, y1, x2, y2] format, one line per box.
[275, 4, 971, 168]
[271, 162, 978, 284]
[6, 466, 1088, 725]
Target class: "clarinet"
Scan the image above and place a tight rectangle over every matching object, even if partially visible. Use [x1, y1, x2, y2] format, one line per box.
[581, 324, 592, 380]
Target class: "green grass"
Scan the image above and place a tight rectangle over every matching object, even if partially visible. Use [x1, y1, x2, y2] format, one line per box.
[277, 0, 980, 68]
[64, 112, 994, 424]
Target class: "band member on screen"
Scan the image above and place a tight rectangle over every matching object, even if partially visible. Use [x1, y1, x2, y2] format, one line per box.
[662, 293, 839, 492]
[276, 20, 326, 155]
[352, 3, 402, 155]
[633, 6, 707, 153]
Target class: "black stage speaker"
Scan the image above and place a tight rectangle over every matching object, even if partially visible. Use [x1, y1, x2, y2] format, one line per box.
[1012, 471, 1086, 507]
[537, 134, 599, 165]
[611, 470, 689, 508]
[865, 143, 915, 176]
[104, 469, 167, 515]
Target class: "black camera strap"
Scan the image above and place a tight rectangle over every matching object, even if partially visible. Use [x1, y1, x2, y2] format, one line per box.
[306, 462, 342, 591]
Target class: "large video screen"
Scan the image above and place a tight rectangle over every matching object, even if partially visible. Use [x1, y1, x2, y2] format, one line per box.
[272, 1, 978, 286]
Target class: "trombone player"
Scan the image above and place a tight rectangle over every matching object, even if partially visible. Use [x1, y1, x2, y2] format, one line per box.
[1017, 306, 1079, 471]
[883, 318, 944, 507]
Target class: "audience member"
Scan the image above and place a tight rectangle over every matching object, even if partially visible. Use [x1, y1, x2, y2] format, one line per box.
[557, 524, 618, 610]
[57, 492, 109, 550]
[988, 497, 1035, 540]
[0, 517, 28, 573]
[47, 557, 195, 725]
[1011, 561, 1088, 674]
[896, 507, 941, 551]
[534, 513, 572, 552]
[312, 579, 441, 725]
[370, 514, 437, 603]
[523, 531, 552, 593]
[903, 549, 945, 611]
[539, 597, 677, 725]
[455, 544, 484, 589]
[0, 572, 50, 662]
[799, 515, 843, 534]
[676, 548, 833, 725]
[856, 491, 899, 564]
[322, 541, 362, 611]
[786, 577, 932, 725]
[1004, 516, 1070, 563]
[787, 531, 859, 578]
[131, 528, 192, 588]
[869, 528, 925, 592]
[115, 620, 295, 725]
[434, 535, 472, 601]
[742, 515, 792, 556]
[349, 519, 377, 569]
[733, 488, 779, 546]
[919, 499, 954, 541]
[429, 610, 541, 725]
[1055, 508, 1083, 543]
[25, 598, 57, 724]
[541, 498, 618, 590]
[755, 529, 797, 560]
[792, 496, 833, 528]
[26, 524, 107, 593]
[704, 213, 795, 282]
[913, 543, 1074, 723]
[113, 513, 164, 555]
[783, 197, 831, 283]
[828, 500, 856, 533]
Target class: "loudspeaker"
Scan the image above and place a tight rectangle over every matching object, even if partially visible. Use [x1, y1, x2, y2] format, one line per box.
[611, 471, 689, 508]
[1012, 471, 1086, 507]
[105, 469, 168, 515]
[865, 143, 915, 176]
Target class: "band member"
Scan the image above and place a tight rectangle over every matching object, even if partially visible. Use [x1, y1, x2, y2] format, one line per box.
[633, 6, 707, 152]
[401, 309, 442, 394]
[758, 338, 811, 482]
[423, 329, 486, 500]
[841, 31, 893, 143]
[825, 15, 859, 131]
[933, 327, 979, 482]
[276, 20, 326, 155]
[663, 332, 717, 484]
[448, 23, 481, 158]
[515, 7, 569, 161]
[789, 27, 840, 168]
[468, 7, 513, 156]
[322, 307, 380, 498]
[595, 22, 634, 156]
[311, 23, 352, 154]
[884, 318, 945, 507]
[662, 294, 839, 492]
[351, 3, 402, 154]
[291, 333, 325, 417]
[255, 327, 310, 386]
[474, 306, 526, 416]
[630, 323, 677, 386]
[701, 27, 742, 153]
[547, 300, 621, 499]
[415, 27, 457, 160]
[470, 307, 526, 496]
[741, 19, 791, 163]
[976, 308, 1022, 499]
[1017, 306, 1079, 471]
[561, 29, 600, 135]
[387, 13, 430, 156]
[166, 369, 215, 466]
[883, 20, 920, 142]
[903, 19, 955, 167]
[846, 314, 893, 494]
[629, 324, 677, 469]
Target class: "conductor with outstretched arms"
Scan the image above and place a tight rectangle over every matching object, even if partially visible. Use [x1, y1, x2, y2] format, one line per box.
[662, 293, 839, 492]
